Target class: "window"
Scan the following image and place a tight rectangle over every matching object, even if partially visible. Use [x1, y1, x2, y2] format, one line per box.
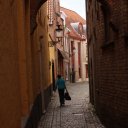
[101, 4, 110, 43]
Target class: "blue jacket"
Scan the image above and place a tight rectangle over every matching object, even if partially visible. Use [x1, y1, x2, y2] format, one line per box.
[56, 78, 65, 89]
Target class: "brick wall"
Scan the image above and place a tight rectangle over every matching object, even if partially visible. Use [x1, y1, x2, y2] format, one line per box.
[87, 0, 128, 128]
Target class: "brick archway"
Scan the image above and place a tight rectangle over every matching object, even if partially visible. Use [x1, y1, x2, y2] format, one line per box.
[30, 0, 47, 34]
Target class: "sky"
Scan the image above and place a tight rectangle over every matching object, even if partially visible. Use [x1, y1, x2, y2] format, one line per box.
[60, 0, 86, 19]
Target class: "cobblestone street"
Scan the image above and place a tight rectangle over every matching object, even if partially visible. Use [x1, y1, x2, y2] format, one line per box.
[38, 82, 105, 128]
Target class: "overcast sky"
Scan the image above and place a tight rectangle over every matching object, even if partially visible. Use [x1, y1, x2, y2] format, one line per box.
[60, 0, 86, 19]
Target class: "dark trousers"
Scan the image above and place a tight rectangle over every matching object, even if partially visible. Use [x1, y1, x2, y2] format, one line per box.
[58, 89, 65, 105]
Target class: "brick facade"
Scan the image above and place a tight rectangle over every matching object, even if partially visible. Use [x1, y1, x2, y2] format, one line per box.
[87, 0, 128, 128]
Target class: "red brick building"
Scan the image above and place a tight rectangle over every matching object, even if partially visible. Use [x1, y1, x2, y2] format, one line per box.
[86, 0, 128, 128]
[47, 0, 66, 81]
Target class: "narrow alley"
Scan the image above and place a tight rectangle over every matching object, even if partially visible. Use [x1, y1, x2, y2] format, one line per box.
[0, 0, 128, 128]
[38, 82, 105, 128]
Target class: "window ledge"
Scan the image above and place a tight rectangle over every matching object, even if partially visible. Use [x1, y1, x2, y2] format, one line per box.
[101, 41, 115, 50]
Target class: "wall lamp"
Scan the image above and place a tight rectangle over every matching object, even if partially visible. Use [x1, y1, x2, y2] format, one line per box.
[49, 24, 63, 47]
[55, 24, 63, 40]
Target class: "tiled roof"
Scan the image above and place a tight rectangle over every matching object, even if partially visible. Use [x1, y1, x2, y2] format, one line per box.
[60, 7, 86, 40]
[60, 7, 86, 24]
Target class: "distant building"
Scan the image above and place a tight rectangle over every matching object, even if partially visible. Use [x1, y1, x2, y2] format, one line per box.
[47, 0, 60, 91]
[61, 7, 88, 82]
[48, 0, 69, 83]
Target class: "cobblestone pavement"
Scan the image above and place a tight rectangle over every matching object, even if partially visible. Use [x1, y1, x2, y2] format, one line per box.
[38, 82, 105, 128]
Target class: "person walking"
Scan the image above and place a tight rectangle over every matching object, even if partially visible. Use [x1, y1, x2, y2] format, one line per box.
[56, 74, 66, 106]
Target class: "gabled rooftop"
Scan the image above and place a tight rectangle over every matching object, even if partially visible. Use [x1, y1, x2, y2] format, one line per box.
[60, 7, 86, 41]
[60, 7, 86, 24]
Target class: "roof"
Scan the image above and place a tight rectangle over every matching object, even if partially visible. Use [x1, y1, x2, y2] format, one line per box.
[60, 7, 86, 41]
[60, 7, 86, 24]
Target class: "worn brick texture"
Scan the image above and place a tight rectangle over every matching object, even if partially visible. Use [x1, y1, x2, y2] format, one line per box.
[87, 0, 128, 128]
